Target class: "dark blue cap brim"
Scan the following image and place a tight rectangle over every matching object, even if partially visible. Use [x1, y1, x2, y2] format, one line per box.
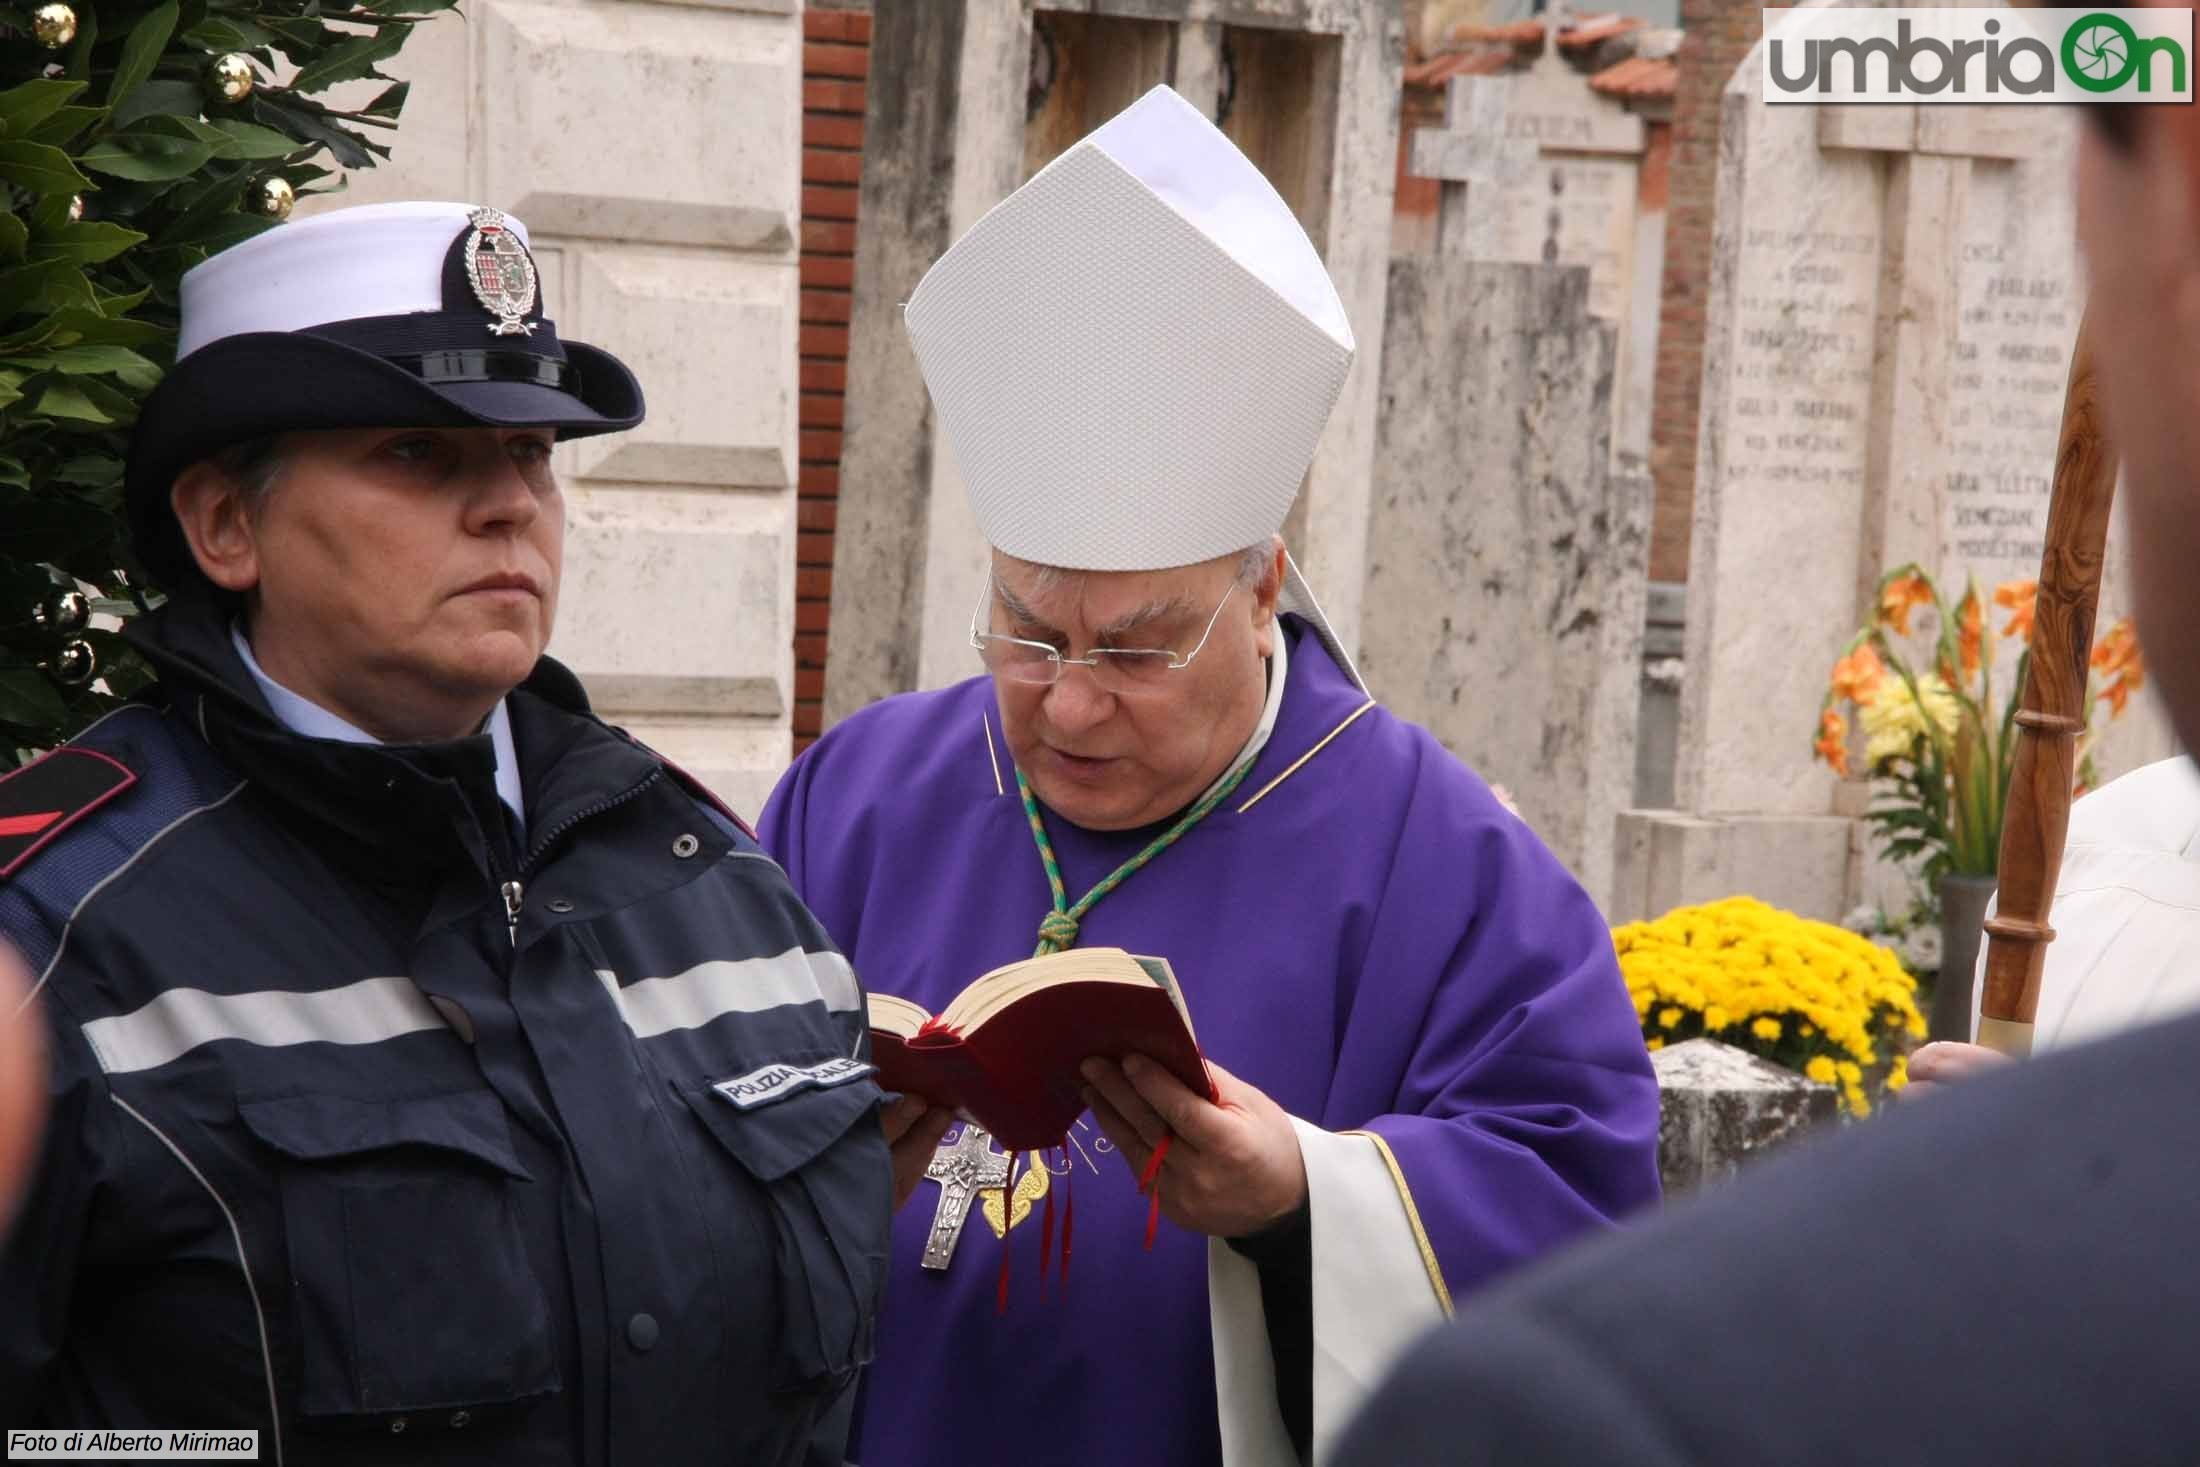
[125, 330, 643, 586]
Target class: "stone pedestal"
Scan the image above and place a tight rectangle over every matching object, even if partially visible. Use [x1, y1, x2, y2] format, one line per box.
[1653, 1037, 1838, 1193]
[1609, 810, 1854, 923]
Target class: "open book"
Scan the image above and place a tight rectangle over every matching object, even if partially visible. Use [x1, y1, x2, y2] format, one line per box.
[868, 947, 1212, 1152]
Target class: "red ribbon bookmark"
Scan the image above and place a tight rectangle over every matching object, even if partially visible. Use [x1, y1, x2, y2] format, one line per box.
[1139, 1134, 1172, 1251]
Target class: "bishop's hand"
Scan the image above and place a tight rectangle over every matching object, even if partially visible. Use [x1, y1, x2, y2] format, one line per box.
[1081, 1054, 1307, 1238]
[881, 1094, 956, 1211]
[1902, 1040, 2016, 1098]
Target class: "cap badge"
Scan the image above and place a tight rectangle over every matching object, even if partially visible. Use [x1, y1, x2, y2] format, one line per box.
[463, 206, 538, 336]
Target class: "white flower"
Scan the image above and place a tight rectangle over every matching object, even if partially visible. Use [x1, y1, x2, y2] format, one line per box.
[1840, 904, 1882, 935]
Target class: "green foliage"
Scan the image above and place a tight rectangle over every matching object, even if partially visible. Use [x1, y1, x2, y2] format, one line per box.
[0, 0, 451, 762]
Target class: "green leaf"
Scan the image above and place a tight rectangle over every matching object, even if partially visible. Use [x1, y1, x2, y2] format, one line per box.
[0, 78, 87, 138]
[0, 211, 25, 265]
[26, 220, 147, 266]
[108, 1, 182, 111]
[23, 105, 103, 148]
[0, 262, 78, 320]
[288, 26, 408, 94]
[0, 377, 22, 413]
[249, 97, 372, 168]
[181, 14, 280, 49]
[60, 1, 98, 84]
[0, 138, 92, 195]
[0, 663, 70, 728]
[51, 455, 121, 488]
[203, 119, 306, 160]
[110, 78, 206, 130]
[78, 131, 215, 182]
[157, 211, 274, 259]
[19, 344, 159, 377]
[32, 378, 111, 424]
[361, 80, 408, 117]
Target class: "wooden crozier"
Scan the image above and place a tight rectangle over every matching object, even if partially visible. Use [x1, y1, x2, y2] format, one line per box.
[1976, 314, 2119, 1058]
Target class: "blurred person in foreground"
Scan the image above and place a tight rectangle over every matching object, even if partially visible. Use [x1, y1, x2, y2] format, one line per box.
[0, 942, 41, 1234]
[0, 201, 889, 1463]
[1335, 8, 2200, 1462]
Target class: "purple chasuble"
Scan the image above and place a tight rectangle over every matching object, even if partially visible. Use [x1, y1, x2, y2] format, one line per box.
[759, 616, 1660, 1467]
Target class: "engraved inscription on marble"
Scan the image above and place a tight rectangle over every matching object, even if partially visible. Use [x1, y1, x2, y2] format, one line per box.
[1942, 157, 2074, 594]
[1719, 224, 1879, 502]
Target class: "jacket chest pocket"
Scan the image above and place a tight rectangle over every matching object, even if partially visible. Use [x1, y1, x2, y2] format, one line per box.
[676, 1058, 892, 1395]
[238, 1089, 561, 1430]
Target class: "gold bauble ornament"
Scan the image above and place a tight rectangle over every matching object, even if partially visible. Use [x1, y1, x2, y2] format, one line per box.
[209, 53, 255, 103]
[250, 175, 295, 221]
[31, 3, 77, 48]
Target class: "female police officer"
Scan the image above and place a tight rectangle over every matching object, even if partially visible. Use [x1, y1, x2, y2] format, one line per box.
[0, 201, 889, 1464]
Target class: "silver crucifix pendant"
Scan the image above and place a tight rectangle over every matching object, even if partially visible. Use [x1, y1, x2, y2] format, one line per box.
[920, 1123, 1010, 1270]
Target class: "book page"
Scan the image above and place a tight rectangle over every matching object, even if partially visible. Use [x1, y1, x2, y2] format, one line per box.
[939, 947, 1163, 1032]
[866, 991, 934, 1040]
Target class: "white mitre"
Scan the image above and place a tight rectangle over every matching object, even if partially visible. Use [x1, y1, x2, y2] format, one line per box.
[903, 85, 1363, 680]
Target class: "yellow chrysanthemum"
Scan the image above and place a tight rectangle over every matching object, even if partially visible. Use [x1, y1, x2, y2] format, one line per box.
[1613, 897, 1923, 1117]
[1645, 1037, 1664, 1052]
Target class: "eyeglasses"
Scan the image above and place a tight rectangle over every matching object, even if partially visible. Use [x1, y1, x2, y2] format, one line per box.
[969, 575, 1239, 693]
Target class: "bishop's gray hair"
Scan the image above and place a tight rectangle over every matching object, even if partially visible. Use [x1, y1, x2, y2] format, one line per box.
[1017, 536, 1282, 599]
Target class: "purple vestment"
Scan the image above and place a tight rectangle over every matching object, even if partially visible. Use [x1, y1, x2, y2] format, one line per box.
[759, 617, 1660, 1467]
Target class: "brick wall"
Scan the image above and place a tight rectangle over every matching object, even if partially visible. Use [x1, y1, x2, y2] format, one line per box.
[1647, 0, 1759, 585]
[796, 9, 869, 756]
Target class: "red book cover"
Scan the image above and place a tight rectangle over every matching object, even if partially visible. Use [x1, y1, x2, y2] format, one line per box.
[869, 953, 1211, 1152]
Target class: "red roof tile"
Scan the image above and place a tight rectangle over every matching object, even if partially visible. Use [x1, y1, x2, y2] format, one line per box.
[1440, 18, 1548, 47]
[1557, 13, 1648, 49]
[1588, 54, 1678, 99]
[1403, 47, 1521, 88]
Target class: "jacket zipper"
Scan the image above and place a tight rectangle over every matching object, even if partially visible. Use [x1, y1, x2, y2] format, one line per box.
[498, 767, 665, 946]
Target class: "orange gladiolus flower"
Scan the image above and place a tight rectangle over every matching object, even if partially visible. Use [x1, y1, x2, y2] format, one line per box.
[1956, 586, 1983, 680]
[1814, 709, 1850, 777]
[1995, 579, 2037, 643]
[1829, 644, 1886, 704]
[2092, 620, 2145, 717]
[1879, 573, 1933, 638]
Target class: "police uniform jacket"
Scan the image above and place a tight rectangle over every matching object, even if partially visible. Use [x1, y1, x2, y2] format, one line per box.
[0, 592, 891, 1465]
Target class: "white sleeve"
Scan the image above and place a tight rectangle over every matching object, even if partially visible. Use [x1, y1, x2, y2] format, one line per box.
[1209, 1117, 1452, 1466]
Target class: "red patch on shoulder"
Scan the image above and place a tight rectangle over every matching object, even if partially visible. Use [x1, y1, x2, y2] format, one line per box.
[0, 747, 137, 880]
